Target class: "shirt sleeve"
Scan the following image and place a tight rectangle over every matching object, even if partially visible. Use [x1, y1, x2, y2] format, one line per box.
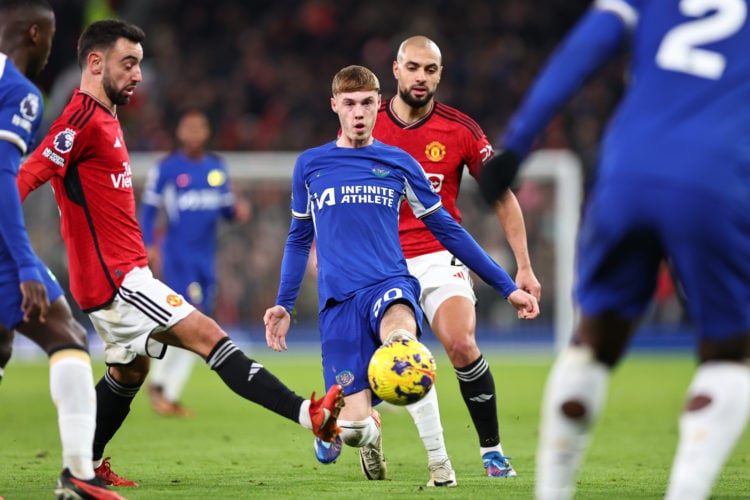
[0, 140, 43, 283]
[422, 207, 518, 298]
[274, 217, 315, 313]
[400, 151, 517, 297]
[465, 126, 494, 180]
[19, 115, 83, 199]
[275, 155, 315, 311]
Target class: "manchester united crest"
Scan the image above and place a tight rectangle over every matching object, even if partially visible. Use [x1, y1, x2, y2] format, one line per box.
[424, 141, 446, 162]
[166, 294, 184, 307]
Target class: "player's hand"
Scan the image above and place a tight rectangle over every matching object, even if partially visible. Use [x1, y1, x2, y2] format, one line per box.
[264, 305, 291, 352]
[479, 150, 522, 205]
[515, 267, 542, 302]
[507, 288, 540, 320]
[19, 280, 49, 324]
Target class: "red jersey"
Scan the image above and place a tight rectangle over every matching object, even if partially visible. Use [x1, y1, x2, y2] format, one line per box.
[373, 97, 494, 258]
[19, 90, 148, 311]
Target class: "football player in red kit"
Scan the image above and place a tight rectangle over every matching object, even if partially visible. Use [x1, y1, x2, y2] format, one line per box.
[373, 35, 541, 480]
[17, 18, 343, 487]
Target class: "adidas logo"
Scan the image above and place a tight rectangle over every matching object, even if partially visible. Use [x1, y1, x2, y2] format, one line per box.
[114, 137, 122, 148]
[469, 393, 494, 403]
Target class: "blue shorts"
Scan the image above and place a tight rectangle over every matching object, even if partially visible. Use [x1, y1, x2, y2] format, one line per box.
[0, 259, 64, 330]
[319, 275, 423, 397]
[162, 258, 216, 313]
[576, 181, 750, 340]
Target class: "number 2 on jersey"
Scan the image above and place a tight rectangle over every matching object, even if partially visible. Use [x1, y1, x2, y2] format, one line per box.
[656, 0, 747, 79]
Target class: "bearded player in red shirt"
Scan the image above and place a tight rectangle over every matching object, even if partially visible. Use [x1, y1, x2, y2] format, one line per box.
[373, 36, 542, 481]
[17, 19, 343, 487]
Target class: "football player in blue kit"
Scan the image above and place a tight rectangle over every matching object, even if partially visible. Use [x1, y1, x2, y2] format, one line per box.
[0, 1, 122, 497]
[478, 1, 750, 499]
[140, 109, 250, 416]
[264, 65, 539, 482]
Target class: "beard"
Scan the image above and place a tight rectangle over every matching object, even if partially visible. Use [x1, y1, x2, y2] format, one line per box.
[398, 86, 433, 108]
[102, 72, 132, 106]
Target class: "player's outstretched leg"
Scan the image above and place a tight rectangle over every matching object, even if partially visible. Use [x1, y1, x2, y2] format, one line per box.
[206, 337, 344, 441]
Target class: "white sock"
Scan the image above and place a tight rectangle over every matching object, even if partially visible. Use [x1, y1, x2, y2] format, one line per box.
[298, 400, 312, 429]
[49, 350, 97, 480]
[406, 386, 449, 463]
[536, 346, 609, 500]
[339, 416, 380, 448]
[666, 362, 750, 500]
[150, 347, 197, 402]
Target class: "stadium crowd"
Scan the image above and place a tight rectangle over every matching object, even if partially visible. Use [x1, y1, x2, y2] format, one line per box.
[42, 0, 620, 171]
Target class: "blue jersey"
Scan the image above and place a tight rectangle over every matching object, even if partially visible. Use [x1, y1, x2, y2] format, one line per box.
[276, 140, 517, 312]
[501, 0, 750, 338]
[140, 151, 235, 310]
[0, 52, 44, 283]
[140, 151, 235, 259]
[598, 0, 750, 201]
[503, 0, 750, 202]
[0, 52, 64, 328]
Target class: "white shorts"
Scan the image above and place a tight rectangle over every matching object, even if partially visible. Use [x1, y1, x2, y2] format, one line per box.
[88, 266, 196, 365]
[406, 250, 476, 324]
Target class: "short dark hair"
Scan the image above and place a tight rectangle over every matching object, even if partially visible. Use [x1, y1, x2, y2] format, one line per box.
[76, 19, 145, 68]
[332, 65, 380, 96]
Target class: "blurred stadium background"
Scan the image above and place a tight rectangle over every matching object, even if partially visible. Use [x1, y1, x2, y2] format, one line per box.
[17, 0, 691, 356]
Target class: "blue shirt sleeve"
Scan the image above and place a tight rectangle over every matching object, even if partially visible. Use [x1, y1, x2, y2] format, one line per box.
[502, 8, 628, 156]
[275, 216, 315, 313]
[0, 140, 43, 283]
[421, 207, 518, 298]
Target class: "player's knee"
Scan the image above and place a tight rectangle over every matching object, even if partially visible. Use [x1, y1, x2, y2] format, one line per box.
[109, 357, 150, 384]
[698, 335, 750, 363]
[444, 335, 479, 365]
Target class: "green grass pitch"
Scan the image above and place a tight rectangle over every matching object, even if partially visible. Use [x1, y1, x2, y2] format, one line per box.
[0, 349, 748, 499]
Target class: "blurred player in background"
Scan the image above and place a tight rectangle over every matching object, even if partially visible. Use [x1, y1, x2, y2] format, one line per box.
[264, 65, 538, 483]
[374, 35, 541, 481]
[140, 109, 250, 417]
[18, 18, 343, 488]
[0, 1, 123, 498]
[479, 1, 750, 499]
